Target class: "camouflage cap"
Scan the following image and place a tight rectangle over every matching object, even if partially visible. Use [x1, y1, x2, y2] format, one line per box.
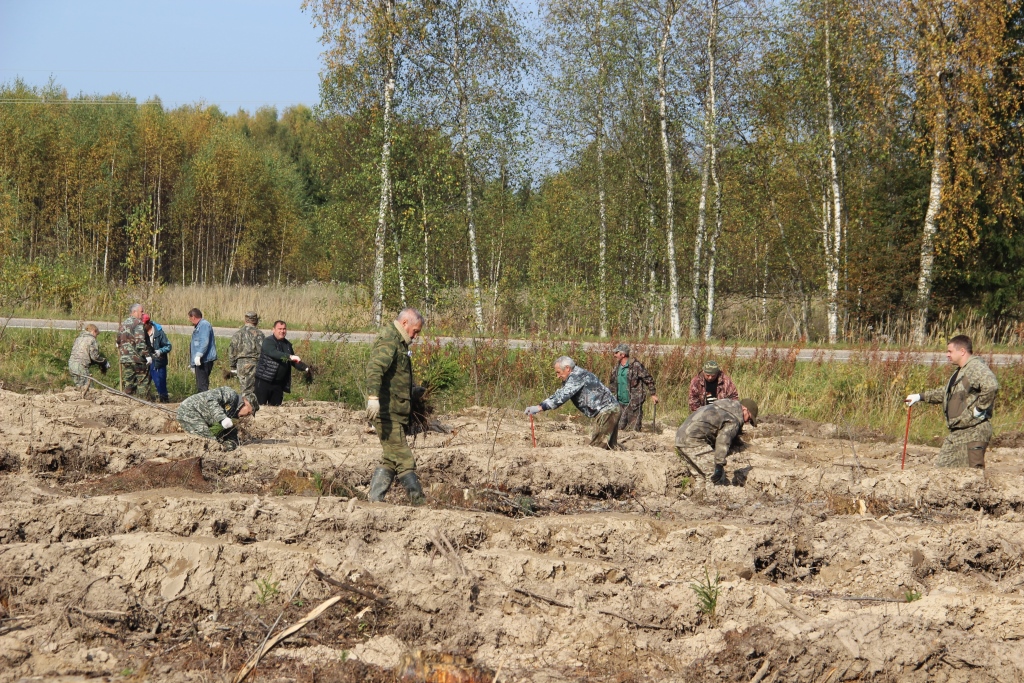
[740, 398, 758, 426]
[244, 311, 259, 323]
[613, 343, 630, 356]
[702, 360, 721, 375]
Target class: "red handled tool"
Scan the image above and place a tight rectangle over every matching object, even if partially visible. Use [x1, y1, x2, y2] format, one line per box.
[901, 405, 913, 470]
[530, 414, 537, 448]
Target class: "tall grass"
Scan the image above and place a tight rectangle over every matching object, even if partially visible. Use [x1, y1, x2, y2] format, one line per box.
[9, 283, 1023, 349]
[7, 327, 1021, 445]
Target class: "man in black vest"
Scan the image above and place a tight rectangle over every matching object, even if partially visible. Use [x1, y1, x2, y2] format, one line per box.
[254, 320, 313, 406]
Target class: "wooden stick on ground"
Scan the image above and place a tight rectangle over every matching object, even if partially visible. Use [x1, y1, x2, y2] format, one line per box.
[513, 588, 571, 608]
[312, 568, 389, 605]
[749, 655, 772, 683]
[597, 609, 673, 631]
[232, 595, 342, 683]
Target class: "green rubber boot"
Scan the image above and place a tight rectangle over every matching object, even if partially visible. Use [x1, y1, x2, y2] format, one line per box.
[397, 471, 426, 506]
[368, 467, 395, 502]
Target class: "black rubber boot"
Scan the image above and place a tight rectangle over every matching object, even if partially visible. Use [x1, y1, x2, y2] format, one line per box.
[710, 464, 728, 485]
[368, 467, 395, 502]
[397, 471, 426, 506]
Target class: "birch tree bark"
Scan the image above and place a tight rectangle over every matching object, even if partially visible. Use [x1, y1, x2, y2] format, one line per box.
[701, 0, 722, 340]
[371, 0, 397, 326]
[914, 68, 946, 345]
[657, 2, 682, 338]
[824, 14, 843, 344]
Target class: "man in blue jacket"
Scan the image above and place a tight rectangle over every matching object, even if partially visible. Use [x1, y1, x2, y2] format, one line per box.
[143, 314, 172, 402]
[189, 307, 218, 393]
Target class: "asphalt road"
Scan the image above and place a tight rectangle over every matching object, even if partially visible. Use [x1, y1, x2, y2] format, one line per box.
[4, 316, 1022, 366]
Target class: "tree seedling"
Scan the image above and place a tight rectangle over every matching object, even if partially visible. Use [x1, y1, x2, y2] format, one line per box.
[690, 567, 722, 619]
[255, 576, 281, 605]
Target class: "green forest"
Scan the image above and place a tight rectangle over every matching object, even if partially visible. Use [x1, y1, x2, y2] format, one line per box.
[1, 0, 1023, 343]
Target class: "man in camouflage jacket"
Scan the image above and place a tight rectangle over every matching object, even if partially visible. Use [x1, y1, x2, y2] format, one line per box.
[687, 360, 739, 412]
[117, 303, 151, 396]
[69, 324, 109, 386]
[526, 357, 621, 449]
[177, 386, 254, 451]
[906, 335, 999, 468]
[676, 398, 758, 485]
[365, 308, 426, 504]
[609, 344, 658, 431]
[228, 311, 264, 404]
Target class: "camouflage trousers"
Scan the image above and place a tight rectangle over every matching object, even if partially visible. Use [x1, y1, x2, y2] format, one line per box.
[120, 361, 150, 396]
[590, 407, 621, 449]
[236, 358, 258, 404]
[935, 421, 992, 469]
[177, 406, 239, 451]
[675, 437, 720, 479]
[617, 400, 646, 432]
[69, 361, 92, 387]
[375, 419, 415, 475]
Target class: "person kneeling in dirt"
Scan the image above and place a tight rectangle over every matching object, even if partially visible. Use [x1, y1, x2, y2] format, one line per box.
[675, 398, 758, 485]
[69, 324, 110, 386]
[365, 308, 427, 505]
[177, 386, 254, 451]
[905, 335, 999, 469]
[525, 356, 621, 449]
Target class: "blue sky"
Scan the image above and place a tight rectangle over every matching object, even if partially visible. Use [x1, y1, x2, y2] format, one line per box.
[0, 0, 324, 112]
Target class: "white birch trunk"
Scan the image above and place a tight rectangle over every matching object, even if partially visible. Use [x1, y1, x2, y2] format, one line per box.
[371, 0, 397, 326]
[702, 0, 721, 341]
[597, 128, 609, 338]
[463, 119, 485, 331]
[657, 6, 681, 338]
[914, 72, 947, 346]
[420, 183, 431, 312]
[824, 17, 842, 344]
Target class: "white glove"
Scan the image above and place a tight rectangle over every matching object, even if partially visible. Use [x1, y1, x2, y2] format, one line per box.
[194, 353, 203, 366]
[289, 355, 301, 363]
[145, 356, 152, 365]
[221, 417, 233, 430]
[973, 406, 986, 418]
[366, 396, 380, 421]
[524, 405, 543, 416]
[154, 350, 162, 358]
[905, 394, 921, 407]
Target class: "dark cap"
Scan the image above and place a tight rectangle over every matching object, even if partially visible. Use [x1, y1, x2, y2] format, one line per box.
[613, 343, 630, 356]
[702, 360, 721, 375]
[244, 311, 259, 323]
[740, 398, 758, 426]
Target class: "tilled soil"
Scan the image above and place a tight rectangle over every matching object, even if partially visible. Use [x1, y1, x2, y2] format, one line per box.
[2, 388, 1023, 682]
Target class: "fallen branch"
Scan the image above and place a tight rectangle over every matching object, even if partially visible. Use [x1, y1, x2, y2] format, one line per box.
[232, 595, 342, 683]
[749, 655, 772, 683]
[764, 587, 813, 622]
[597, 609, 673, 631]
[513, 588, 571, 608]
[69, 372, 177, 415]
[312, 568, 389, 605]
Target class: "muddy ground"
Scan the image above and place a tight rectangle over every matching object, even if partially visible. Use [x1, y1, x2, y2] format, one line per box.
[1, 388, 1023, 682]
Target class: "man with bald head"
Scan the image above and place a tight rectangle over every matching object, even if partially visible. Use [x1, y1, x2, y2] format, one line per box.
[117, 303, 150, 395]
[365, 308, 427, 505]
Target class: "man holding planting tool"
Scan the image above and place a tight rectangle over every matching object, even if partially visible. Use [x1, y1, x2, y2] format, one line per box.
[905, 335, 999, 469]
[365, 308, 427, 505]
[229, 311, 264, 405]
[609, 344, 658, 432]
[177, 386, 254, 451]
[525, 356, 621, 449]
[117, 303, 151, 396]
[687, 360, 739, 412]
[675, 398, 758, 485]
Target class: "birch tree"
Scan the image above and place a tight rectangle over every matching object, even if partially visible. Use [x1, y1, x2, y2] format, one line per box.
[305, 0, 413, 326]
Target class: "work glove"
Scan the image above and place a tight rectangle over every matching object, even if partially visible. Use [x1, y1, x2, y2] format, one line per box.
[153, 350, 161, 358]
[145, 356, 152, 365]
[221, 417, 233, 430]
[366, 396, 380, 421]
[524, 405, 543, 416]
[194, 353, 203, 366]
[289, 355, 301, 363]
[973, 406, 988, 419]
[905, 394, 921, 407]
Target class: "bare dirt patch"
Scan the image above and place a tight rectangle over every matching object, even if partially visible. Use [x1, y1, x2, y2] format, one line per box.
[1, 387, 1023, 681]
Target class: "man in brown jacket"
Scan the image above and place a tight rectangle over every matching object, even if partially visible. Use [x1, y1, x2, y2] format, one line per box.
[687, 360, 738, 412]
[609, 344, 658, 431]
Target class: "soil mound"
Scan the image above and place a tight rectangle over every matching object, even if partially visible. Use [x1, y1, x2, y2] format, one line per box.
[79, 456, 212, 495]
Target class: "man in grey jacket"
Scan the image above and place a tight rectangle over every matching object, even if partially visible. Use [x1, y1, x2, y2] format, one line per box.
[525, 356, 621, 449]
[675, 398, 758, 485]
